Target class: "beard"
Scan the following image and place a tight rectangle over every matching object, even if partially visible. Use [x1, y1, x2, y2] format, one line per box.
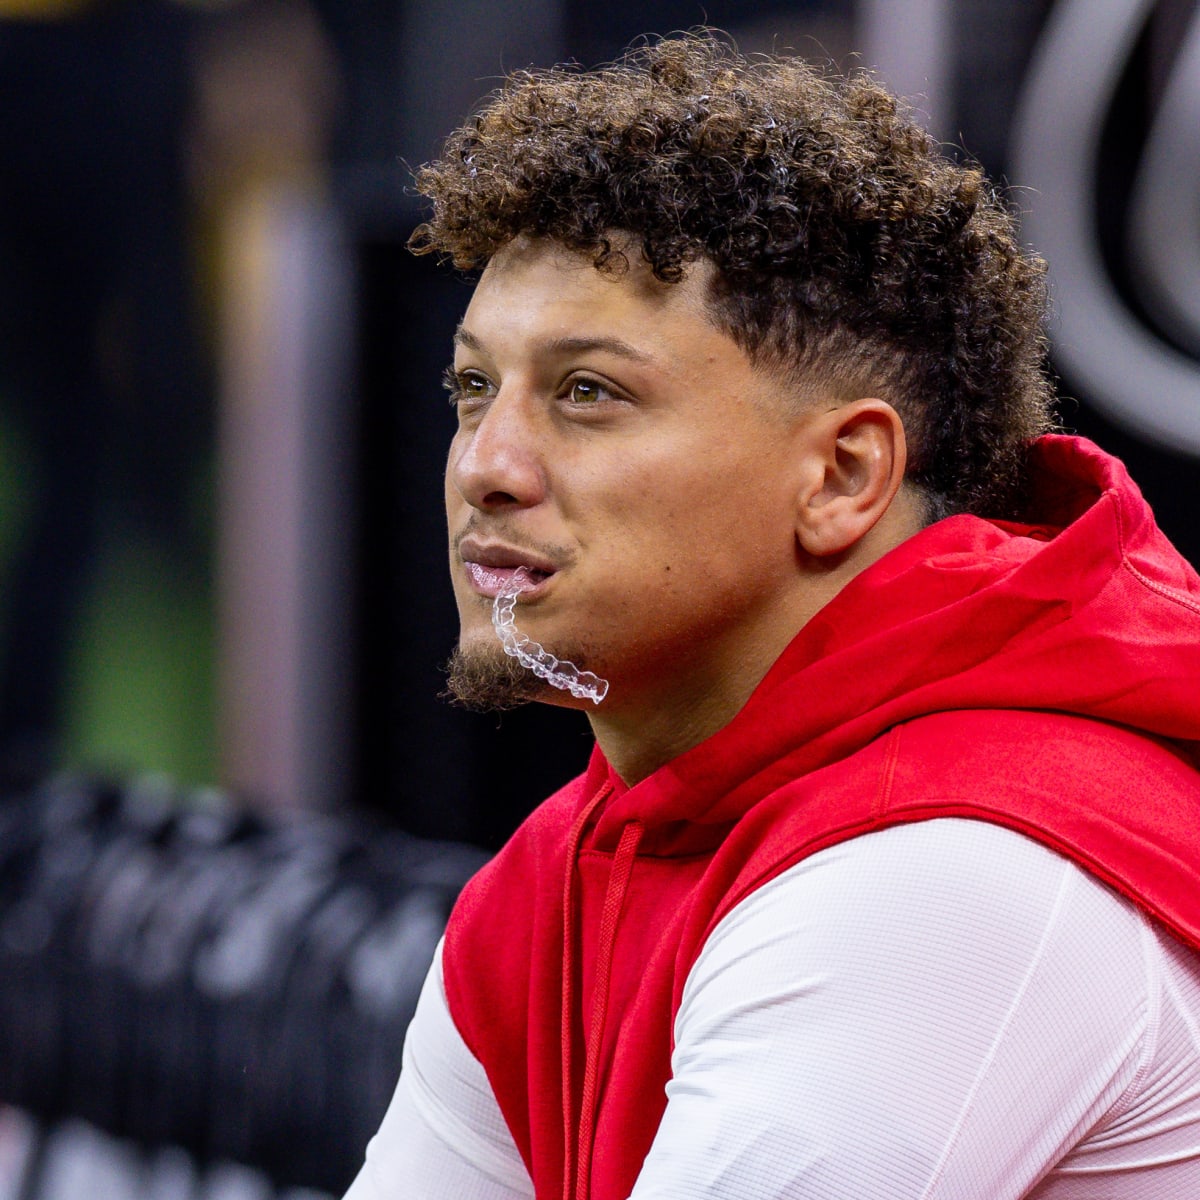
[443, 634, 603, 711]
[443, 642, 551, 710]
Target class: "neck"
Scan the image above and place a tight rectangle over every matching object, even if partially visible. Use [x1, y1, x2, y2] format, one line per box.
[586, 589, 823, 785]
[589, 672, 762, 787]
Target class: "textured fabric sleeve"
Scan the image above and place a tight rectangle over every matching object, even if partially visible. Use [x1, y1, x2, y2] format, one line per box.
[342, 939, 534, 1200]
[629, 818, 1200, 1200]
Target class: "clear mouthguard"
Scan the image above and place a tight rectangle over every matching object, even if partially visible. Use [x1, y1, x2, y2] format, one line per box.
[491, 571, 609, 704]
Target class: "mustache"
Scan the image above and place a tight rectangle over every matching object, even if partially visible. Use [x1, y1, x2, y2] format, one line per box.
[452, 517, 576, 568]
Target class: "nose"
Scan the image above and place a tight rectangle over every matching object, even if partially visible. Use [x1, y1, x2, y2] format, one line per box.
[448, 391, 546, 511]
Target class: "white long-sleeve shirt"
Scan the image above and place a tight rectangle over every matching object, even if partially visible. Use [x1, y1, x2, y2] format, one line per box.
[345, 819, 1200, 1198]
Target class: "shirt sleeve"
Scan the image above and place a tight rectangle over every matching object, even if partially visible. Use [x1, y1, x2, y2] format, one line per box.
[342, 938, 534, 1200]
[628, 818, 1185, 1200]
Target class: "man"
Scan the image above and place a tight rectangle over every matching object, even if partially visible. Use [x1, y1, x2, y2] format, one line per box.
[346, 33, 1200, 1199]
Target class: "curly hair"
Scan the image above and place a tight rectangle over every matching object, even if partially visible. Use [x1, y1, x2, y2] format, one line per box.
[410, 32, 1056, 519]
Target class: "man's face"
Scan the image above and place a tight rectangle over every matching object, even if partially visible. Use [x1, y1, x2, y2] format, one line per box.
[444, 237, 820, 716]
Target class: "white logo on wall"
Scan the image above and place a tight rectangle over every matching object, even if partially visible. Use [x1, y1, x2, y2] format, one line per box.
[1011, 0, 1200, 455]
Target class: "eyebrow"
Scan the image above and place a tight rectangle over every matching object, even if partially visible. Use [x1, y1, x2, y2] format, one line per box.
[453, 326, 656, 365]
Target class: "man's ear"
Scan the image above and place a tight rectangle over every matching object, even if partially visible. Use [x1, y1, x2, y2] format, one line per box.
[794, 398, 908, 558]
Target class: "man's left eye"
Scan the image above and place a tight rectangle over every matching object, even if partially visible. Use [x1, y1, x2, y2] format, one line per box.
[567, 378, 604, 404]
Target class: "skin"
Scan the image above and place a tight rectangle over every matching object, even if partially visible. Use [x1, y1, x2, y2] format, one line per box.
[445, 235, 924, 784]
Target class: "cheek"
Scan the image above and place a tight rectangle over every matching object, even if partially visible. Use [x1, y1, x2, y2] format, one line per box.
[569, 439, 789, 570]
[444, 439, 464, 505]
[595, 447, 701, 519]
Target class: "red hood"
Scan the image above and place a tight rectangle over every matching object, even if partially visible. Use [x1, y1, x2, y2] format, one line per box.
[590, 435, 1200, 846]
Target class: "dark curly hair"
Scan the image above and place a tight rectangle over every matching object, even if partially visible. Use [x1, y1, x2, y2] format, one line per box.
[410, 32, 1056, 519]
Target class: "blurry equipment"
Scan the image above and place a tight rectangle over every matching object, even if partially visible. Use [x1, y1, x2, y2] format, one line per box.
[0, 772, 487, 1194]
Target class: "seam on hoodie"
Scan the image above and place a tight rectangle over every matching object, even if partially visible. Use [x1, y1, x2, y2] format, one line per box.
[1109, 490, 1200, 614]
[872, 724, 904, 819]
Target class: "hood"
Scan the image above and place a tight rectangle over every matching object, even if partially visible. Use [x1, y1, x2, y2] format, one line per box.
[590, 435, 1200, 846]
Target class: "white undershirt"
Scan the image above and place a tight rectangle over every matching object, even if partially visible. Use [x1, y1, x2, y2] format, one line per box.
[344, 819, 1200, 1199]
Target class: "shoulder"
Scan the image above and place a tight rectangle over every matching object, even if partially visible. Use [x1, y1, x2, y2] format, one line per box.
[706, 710, 1200, 951]
[696, 817, 1121, 978]
[645, 820, 1200, 1198]
[686, 818, 1180, 1093]
[884, 710, 1200, 946]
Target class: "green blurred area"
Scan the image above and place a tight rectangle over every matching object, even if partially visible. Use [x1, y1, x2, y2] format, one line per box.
[61, 534, 216, 784]
[0, 403, 217, 787]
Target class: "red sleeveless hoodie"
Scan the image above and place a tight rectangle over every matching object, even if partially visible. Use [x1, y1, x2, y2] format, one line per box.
[442, 436, 1200, 1200]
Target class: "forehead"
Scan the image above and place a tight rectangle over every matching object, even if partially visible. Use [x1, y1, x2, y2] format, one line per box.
[458, 237, 721, 355]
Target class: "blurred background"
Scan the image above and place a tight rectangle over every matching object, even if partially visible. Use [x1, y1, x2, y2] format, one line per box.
[0, 0, 1195, 1195]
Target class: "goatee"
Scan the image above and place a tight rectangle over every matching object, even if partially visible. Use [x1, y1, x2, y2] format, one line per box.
[443, 643, 553, 710]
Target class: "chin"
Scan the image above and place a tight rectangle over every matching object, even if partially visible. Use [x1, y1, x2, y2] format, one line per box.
[443, 642, 554, 711]
[443, 628, 606, 712]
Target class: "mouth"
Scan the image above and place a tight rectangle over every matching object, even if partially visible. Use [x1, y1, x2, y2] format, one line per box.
[458, 539, 559, 599]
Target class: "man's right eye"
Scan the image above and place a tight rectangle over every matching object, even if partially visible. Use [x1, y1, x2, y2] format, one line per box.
[443, 368, 494, 406]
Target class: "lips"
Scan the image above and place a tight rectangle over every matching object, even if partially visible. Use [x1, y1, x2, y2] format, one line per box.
[458, 539, 559, 598]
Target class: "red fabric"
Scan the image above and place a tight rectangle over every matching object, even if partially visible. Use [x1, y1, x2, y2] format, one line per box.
[441, 436, 1200, 1200]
